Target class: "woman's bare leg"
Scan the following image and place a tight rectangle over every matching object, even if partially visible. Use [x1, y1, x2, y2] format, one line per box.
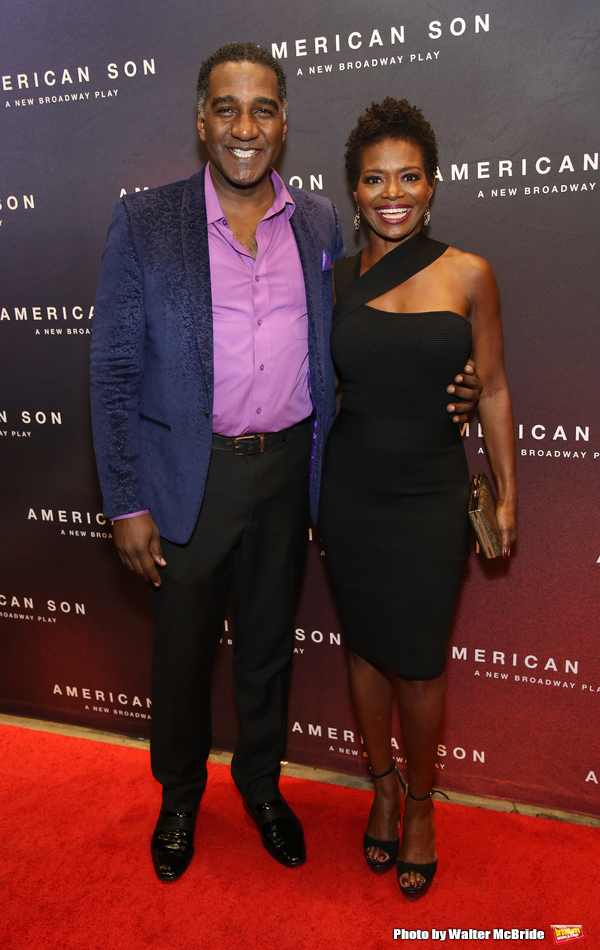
[348, 651, 404, 865]
[396, 672, 446, 888]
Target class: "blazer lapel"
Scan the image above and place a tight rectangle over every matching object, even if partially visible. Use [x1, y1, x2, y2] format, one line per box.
[290, 197, 325, 417]
[181, 167, 214, 401]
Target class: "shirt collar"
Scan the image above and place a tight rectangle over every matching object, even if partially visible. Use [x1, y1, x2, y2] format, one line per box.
[204, 163, 295, 226]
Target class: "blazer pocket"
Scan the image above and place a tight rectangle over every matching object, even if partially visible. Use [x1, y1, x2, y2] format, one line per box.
[139, 412, 172, 431]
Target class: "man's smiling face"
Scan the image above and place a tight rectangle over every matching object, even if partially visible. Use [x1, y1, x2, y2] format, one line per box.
[198, 60, 287, 197]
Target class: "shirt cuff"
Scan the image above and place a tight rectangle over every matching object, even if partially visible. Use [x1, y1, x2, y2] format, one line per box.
[112, 510, 150, 520]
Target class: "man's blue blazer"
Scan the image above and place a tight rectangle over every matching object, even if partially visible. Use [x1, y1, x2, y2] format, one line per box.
[90, 167, 344, 543]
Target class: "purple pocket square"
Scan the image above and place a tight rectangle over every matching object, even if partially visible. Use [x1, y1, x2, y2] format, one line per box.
[322, 250, 332, 271]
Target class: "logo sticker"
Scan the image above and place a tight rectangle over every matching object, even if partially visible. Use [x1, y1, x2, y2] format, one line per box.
[551, 925, 585, 945]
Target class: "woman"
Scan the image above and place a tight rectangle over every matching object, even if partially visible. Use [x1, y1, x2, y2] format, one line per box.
[319, 98, 516, 899]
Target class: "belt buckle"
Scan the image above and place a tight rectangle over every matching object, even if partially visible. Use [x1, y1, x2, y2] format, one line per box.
[233, 433, 265, 456]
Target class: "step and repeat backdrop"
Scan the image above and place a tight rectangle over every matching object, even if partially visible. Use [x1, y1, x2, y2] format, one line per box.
[1, 0, 599, 816]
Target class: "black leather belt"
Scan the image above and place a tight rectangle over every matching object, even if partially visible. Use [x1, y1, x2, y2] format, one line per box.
[211, 418, 310, 456]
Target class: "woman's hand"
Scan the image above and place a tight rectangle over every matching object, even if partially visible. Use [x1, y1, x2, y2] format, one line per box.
[496, 499, 517, 559]
[462, 252, 517, 560]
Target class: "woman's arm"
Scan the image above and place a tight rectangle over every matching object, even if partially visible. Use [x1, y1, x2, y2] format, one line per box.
[464, 254, 517, 557]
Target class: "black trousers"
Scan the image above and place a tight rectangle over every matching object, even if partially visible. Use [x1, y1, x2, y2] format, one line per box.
[150, 421, 312, 811]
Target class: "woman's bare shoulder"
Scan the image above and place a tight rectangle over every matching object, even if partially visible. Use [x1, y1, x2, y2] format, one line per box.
[441, 246, 497, 294]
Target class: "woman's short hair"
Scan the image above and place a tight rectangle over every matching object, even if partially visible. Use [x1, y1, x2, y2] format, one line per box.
[345, 97, 438, 189]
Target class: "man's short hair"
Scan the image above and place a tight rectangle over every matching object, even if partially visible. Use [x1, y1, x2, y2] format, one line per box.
[196, 42, 288, 118]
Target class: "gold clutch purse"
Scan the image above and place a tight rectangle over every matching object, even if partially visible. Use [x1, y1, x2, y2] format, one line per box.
[468, 473, 503, 559]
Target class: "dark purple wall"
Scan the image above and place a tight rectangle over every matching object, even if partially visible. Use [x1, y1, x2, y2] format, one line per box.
[1, 0, 599, 815]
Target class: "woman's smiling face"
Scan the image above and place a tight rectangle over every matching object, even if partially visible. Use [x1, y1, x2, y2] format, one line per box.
[354, 137, 435, 245]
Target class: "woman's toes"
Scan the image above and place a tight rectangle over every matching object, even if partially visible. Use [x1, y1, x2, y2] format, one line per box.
[368, 847, 389, 863]
[399, 872, 425, 889]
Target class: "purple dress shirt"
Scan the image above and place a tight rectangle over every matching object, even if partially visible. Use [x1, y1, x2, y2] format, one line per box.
[205, 164, 311, 437]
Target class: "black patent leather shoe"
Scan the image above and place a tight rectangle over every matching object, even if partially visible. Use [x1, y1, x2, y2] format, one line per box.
[243, 796, 306, 867]
[151, 808, 197, 882]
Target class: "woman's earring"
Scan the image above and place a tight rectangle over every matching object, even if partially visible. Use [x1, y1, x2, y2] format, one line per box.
[423, 206, 431, 227]
[353, 207, 361, 231]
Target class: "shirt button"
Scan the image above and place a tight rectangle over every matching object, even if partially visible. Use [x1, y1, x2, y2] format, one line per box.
[255, 275, 260, 281]
[256, 408, 261, 414]
[257, 319, 262, 326]
[260, 364, 264, 371]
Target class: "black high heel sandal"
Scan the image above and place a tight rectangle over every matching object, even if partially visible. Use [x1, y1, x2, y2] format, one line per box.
[363, 762, 407, 874]
[396, 786, 448, 900]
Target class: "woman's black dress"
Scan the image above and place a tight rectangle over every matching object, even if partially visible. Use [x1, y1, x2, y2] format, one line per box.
[318, 253, 472, 680]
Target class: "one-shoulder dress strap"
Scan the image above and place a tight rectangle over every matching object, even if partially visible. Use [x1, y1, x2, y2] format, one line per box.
[333, 232, 448, 328]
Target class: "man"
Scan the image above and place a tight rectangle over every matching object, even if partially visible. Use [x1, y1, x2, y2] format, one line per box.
[90, 42, 480, 883]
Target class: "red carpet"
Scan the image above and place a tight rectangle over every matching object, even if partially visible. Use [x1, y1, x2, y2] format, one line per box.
[1, 722, 597, 950]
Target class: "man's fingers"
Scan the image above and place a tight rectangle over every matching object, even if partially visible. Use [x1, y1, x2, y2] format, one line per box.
[113, 514, 164, 586]
[447, 378, 477, 396]
[446, 395, 474, 422]
[140, 555, 162, 586]
[446, 360, 481, 424]
[118, 546, 161, 585]
[448, 389, 476, 406]
[149, 536, 167, 568]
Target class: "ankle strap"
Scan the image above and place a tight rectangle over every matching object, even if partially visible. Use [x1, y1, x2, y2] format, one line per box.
[369, 762, 396, 780]
[407, 788, 432, 802]
[407, 786, 449, 802]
